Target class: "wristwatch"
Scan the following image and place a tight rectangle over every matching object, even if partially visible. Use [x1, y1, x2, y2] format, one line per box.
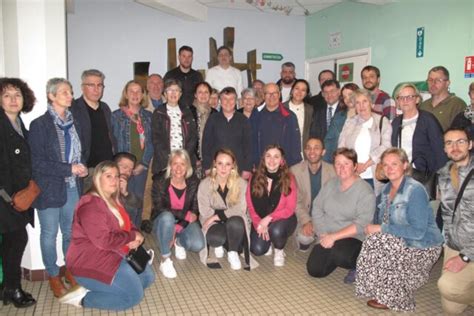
[459, 253, 471, 263]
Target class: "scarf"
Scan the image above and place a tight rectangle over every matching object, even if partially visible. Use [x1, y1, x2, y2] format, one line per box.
[251, 170, 282, 218]
[122, 107, 145, 150]
[464, 105, 474, 123]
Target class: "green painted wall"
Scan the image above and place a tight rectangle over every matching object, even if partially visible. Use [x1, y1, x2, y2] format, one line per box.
[305, 0, 474, 101]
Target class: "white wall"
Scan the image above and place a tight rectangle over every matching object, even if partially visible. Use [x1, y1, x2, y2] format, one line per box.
[67, 0, 305, 109]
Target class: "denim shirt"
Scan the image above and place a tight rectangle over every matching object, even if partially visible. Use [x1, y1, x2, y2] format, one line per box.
[111, 107, 153, 167]
[375, 176, 443, 249]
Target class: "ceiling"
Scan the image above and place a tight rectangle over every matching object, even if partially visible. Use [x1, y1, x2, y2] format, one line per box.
[135, 0, 395, 21]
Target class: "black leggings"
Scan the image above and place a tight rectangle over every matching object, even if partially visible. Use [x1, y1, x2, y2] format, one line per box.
[1, 226, 28, 289]
[306, 237, 362, 278]
[250, 214, 297, 256]
[206, 216, 245, 252]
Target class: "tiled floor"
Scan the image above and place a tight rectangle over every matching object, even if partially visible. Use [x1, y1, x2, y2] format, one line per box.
[2, 235, 473, 315]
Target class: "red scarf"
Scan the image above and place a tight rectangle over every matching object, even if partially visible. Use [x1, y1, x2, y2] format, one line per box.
[122, 107, 145, 150]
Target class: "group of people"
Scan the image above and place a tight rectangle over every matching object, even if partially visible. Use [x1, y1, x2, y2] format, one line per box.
[0, 45, 473, 314]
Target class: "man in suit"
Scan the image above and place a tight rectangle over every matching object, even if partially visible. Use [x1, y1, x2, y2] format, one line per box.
[310, 79, 342, 140]
[291, 137, 336, 251]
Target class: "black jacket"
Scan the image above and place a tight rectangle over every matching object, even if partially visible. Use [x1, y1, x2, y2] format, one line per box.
[151, 104, 198, 174]
[391, 110, 448, 172]
[309, 101, 342, 141]
[0, 109, 33, 233]
[202, 111, 252, 172]
[151, 175, 200, 229]
[163, 67, 203, 108]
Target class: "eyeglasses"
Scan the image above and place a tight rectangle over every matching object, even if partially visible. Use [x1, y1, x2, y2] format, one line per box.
[396, 95, 417, 102]
[444, 139, 469, 147]
[264, 92, 279, 97]
[82, 83, 105, 89]
[427, 78, 448, 84]
[166, 88, 181, 93]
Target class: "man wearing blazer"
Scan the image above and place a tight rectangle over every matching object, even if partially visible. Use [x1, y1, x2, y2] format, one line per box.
[310, 79, 342, 141]
[290, 137, 336, 251]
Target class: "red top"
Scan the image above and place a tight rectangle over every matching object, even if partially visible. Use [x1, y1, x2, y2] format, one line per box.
[66, 194, 138, 284]
[246, 175, 297, 230]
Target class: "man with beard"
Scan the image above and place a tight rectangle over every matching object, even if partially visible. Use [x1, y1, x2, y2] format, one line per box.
[437, 127, 474, 315]
[290, 138, 336, 251]
[361, 65, 397, 121]
[164, 46, 203, 108]
[277, 62, 297, 103]
[420, 66, 466, 131]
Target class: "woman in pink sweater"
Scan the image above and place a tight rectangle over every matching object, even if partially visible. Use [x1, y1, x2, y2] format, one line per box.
[247, 145, 297, 267]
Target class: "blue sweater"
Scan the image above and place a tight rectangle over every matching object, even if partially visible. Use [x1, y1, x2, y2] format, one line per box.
[250, 104, 302, 167]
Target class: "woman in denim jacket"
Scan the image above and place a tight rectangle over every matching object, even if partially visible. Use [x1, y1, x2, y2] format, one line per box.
[111, 80, 153, 226]
[355, 148, 443, 312]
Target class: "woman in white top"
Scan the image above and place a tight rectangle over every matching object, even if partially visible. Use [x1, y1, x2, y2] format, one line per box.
[338, 89, 392, 193]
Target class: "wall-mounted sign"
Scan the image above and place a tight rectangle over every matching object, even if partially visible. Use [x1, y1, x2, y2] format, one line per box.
[465, 56, 474, 78]
[338, 63, 354, 83]
[329, 32, 342, 49]
[416, 27, 424, 58]
[262, 53, 283, 61]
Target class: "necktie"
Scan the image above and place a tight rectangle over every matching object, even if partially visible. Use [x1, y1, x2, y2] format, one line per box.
[327, 106, 333, 130]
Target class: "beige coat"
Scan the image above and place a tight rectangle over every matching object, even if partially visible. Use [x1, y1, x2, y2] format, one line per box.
[197, 177, 259, 269]
[338, 113, 392, 194]
[290, 160, 336, 228]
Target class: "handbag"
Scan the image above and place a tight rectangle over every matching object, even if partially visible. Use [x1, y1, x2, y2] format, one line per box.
[12, 180, 41, 212]
[125, 244, 153, 274]
[411, 168, 437, 200]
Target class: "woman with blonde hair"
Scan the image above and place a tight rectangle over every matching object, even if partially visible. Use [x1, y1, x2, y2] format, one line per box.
[111, 80, 153, 226]
[63, 161, 155, 310]
[151, 149, 204, 279]
[198, 148, 257, 270]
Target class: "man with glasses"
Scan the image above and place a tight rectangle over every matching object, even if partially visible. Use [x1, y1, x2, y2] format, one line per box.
[361, 65, 397, 121]
[251, 83, 302, 167]
[72, 69, 114, 192]
[420, 66, 466, 131]
[437, 127, 474, 315]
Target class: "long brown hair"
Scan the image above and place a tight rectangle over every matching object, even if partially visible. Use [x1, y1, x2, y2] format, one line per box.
[251, 145, 292, 197]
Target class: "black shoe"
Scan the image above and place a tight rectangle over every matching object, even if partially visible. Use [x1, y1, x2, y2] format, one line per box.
[3, 288, 36, 308]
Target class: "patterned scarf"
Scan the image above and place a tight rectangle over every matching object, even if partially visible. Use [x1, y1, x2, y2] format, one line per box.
[464, 105, 474, 123]
[48, 104, 82, 187]
[122, 107, 145, 150]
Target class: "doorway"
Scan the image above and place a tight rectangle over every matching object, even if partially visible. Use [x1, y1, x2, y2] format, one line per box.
[305, 48, 371, 95]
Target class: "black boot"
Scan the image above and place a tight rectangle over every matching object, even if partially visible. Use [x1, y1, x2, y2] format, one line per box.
[3, 288, 36, 308]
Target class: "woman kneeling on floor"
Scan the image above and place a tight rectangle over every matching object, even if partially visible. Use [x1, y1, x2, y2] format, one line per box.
[63, 161, 155, 310]
[355, 148, 443, 311]
[151, 149, 205, 278]
[247, 145, 297, 267]
[306, 147, 375, 283]
[198, 149, 257, 270]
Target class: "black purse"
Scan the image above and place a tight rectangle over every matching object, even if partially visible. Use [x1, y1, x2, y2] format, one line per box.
[125, 245, 153, 274]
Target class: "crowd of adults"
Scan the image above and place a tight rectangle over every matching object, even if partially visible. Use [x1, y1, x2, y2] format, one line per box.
[0, 44, 473, 313]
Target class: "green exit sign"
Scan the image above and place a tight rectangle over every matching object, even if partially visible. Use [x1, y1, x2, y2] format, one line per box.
[262, 53, 283, 61]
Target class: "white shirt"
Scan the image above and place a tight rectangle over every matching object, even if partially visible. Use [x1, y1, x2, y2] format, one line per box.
[205, 65, 243, 96]
[281, 86, 292, 103]
[167, 105, 183, 151]
[401, 114, 418, 165]
[327, 102, 338, 120]
[354, 117, 373, 179]
[289, 101, 305, 147]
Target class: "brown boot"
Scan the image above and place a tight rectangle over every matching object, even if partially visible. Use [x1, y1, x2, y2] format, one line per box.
[49, 276, 67, 298]
[64, 270, 78, 288]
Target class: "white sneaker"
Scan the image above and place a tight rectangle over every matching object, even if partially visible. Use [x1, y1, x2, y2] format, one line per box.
[58, 285, 89, 308]
[264, 246, 273, 256]
[214, 246, 224, 258]
[274, 249, 285, 267]
[227, 251, 242, 270]
[160, 258, 177, 279]
[174, 241, 186, 260]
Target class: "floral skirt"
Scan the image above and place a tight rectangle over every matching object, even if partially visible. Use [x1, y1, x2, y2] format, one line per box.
[355, 232, 441, 312]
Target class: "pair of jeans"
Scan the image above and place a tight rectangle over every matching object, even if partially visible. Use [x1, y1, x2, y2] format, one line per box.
[250, 214, 297, 256]
[128, 170, 147, 227]
[76, 259, 155, 311]
[153, 211, 205, 257]
[306, 237, 362, 278]
[38, 186, 79, 277]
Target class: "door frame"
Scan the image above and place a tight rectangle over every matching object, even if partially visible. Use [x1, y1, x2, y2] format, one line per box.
[304, 47, 372, 82]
